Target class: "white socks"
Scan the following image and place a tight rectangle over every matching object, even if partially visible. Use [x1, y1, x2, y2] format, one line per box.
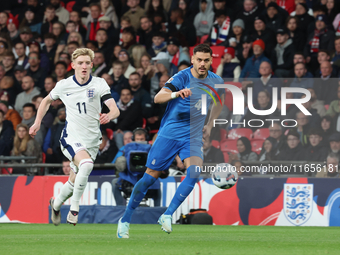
[54, 180, 74, 211]
[70, 159, 93, 212]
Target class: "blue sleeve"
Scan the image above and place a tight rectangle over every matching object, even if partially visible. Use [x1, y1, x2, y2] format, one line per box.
[164, 73, 185, 91]
[111, 146, 124, 163]
[43, 128, 51, 153]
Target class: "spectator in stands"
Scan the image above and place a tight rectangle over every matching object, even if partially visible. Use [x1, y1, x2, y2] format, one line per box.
[305, 15, 334, 73]
[147, 31, 167, 58]
[0, 109, 14, 156]
[101, 73, 119, 101]
[316, 152, 340, 177]
[2, 51, 15, 77]
[321, 115, 335, 142]
[264, 2, 285, 32]
[121, 26, 139, 57]
[240, 39, 271, 80]
[41, 5, 58, 36]
[99, 0, 119, 29]
[252, 61, 281, 102]
[69, 11, 87, 39]
[86, 3, 102, 41]
[26, 51, 47, 89]
[0, 12, 8, 33]
[269, 123, 287, 153]
[286, 16, 306, 52]
[111, 131, 133, 163]
[114, 87, 143, 137]
[11, 123, 42, 174]
[122, 0, 145, 31]
[295, 3, 315, 32]
[290, 63, 314, 98]
[28, 41, 50, 73]
[118, 48, 136, 79]
[96, 29, 113, 65]
[178, 61, 190, 71]
[332, 36, 340, 67]
[258, 137, 278, 161]
[111, 60, 129, 96]
[138, 16, 154, 50]
[329, 132, 340, 156]
[7, 16, 20, 44]
[203, 135, 224, 164]
[313, 61, 338, 105]
[236, 0, 261, 33]
[304, 128, 328, 161]
[66, 41, 79, 56]
[42, 76, 56, 97]
[61, 157, 71, 175]
[0, 100, 21, 130]
[277, 129, 305, 161]
[20, 6, 42, 34]
[14, 41, 28, 68]
[42, 33, 57, 72]
[64, 21, 77, 41]
[58, 52, 73, 77]
[315, 50, 339, 77]
[98, 16, 118, 45]
[32, 94, 54, 129]
[51, 21, 66, 45]
[0, 64, 4, 82]
[308, 88, 326, 117]
[207, 10, 230, 46]
[21, 102, 45, 145]
[194, 0, 214, 38]
[295, 111, 311, 147]
[94, 131, 118, 164]
[13, 65, 26, 95]
[50, 0, 69, 25]
[129, 72, 152, 118]
[229, 137, 258, 162]
[53, 61, 68, 82]
[165, 37, 190, 75]
[43, 107, 65, 165]
[14, 76, 40, 116]
[67, 31, 84, 47]
[271, 28, 295, 78]
[216, 47, 241, 81]
[228, 19, 245, 50]
[92, 51, 109, 77]
[0, 76, 16, 106]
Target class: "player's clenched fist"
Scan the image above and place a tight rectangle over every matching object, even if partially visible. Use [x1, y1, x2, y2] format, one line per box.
[29, 123, 40, 138]
[177, 88, 192, 99]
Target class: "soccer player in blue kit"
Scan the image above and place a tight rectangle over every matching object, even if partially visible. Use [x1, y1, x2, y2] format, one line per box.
[117, 44, 224, 238]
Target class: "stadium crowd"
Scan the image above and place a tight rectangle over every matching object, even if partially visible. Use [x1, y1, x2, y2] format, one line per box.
[0, 0, 340, 177]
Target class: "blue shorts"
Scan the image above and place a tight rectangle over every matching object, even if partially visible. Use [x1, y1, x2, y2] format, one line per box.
[146, 136, 203, 171]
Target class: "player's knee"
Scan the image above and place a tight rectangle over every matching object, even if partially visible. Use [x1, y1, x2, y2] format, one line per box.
[146, 168, 161, 179]
[78, 158, 94, 176]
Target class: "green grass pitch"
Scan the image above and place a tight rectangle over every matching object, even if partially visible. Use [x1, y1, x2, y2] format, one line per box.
[1, 224, 339, 255]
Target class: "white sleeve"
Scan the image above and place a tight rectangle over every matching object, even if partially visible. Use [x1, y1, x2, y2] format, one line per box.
[49, 80, 63, 100]
[99, 78, 111, 97]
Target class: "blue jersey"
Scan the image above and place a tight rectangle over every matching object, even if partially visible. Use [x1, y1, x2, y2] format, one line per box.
[157, 67, 224, 142]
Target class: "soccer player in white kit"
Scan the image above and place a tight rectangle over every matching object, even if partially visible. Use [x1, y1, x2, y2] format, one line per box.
[29, 48, 120, 225]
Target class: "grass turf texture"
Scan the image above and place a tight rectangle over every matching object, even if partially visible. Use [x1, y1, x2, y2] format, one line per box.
[0, 224, 339, 255]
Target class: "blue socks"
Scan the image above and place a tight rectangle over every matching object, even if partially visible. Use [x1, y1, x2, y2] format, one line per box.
[164, 165, 200, 216]
[121, 172, 157, 223]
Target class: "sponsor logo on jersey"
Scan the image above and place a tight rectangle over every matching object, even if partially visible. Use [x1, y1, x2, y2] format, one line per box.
[166, 77, 173, 84]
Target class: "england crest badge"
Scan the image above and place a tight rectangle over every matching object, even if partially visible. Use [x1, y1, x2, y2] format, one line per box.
[283, 183, 313, 226]
[87, 88, 95, 102]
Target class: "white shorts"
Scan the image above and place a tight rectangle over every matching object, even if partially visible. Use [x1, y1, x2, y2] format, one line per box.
[60, 135, 99, 164]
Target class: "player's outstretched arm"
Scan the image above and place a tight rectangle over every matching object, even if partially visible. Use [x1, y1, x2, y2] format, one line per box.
[154, 87, 192, 104]
[29, 95, 53, 138]
[100, 99, 120, 124]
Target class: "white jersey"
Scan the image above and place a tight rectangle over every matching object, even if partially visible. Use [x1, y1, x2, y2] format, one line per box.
[50, 75, 111, 147]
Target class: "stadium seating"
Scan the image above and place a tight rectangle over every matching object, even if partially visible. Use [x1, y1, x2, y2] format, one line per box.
[251, 139, 264, 155]
[227, 128, 253, 140]
[1, 167, 13, 175]
[220, 139, 238, 154]
[220, 129, 227, 140]
[211, 140, 220, 149]
[252, 128, 270, 140]
[210, 46, 225, 72]
[106, 128, 114, 140]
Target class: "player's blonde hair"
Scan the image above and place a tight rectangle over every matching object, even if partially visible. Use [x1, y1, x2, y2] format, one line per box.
[72, 48, 95, 62]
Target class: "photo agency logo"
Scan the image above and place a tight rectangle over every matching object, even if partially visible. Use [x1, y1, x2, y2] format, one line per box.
[201, 83, 312, 128]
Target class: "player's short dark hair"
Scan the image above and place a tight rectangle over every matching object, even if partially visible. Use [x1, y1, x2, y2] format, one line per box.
[193, 44, 212, 56]
[308, 128, 323, 137]
[55, 61, 67, 69]
[23, 103, 36, 112]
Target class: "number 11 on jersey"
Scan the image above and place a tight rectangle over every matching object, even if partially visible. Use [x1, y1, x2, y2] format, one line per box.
[76, 102, 87, 114]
